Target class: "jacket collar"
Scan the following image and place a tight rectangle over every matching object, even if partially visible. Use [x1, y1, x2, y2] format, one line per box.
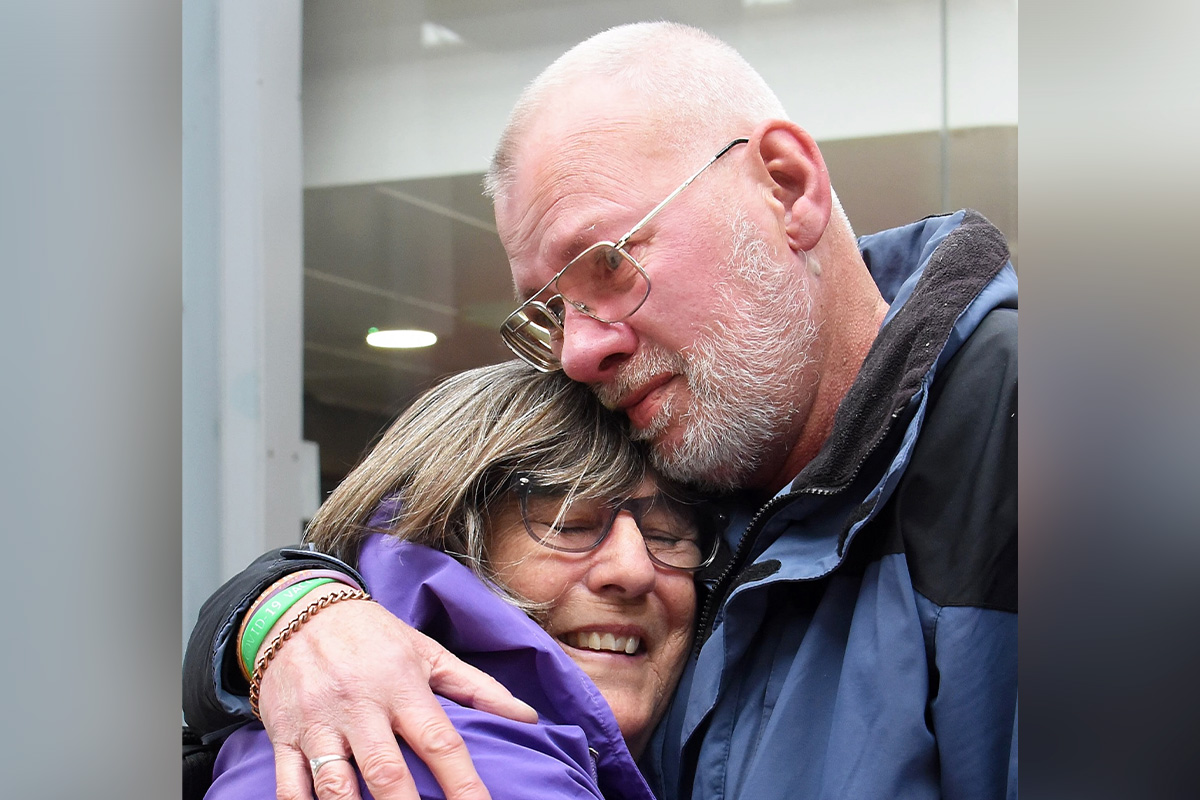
[787, 209, 1011, 496]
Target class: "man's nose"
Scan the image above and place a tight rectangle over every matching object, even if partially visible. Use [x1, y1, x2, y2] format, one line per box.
[585, 512, 657, 596]
[556, 305, 637, 384]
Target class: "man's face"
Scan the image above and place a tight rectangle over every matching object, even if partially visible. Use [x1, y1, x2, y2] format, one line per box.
[590, 211, 821, 490]
[498, 113, 822, 490]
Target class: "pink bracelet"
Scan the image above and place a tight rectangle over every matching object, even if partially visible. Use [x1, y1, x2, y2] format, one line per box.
[237, 569, 364, 681]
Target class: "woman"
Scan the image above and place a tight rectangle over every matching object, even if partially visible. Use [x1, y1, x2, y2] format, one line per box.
[205, 360, 719, 800]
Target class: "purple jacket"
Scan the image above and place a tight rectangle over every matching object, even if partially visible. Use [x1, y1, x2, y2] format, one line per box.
[207, 533, 658, 800]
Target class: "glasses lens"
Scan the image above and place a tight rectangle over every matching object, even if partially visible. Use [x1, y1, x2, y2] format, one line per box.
[520, 493, 610, 553]
[636, 498, 709, 570]
[517, 482, 717, 570]
[500, 299, 564, 371]
[557, 244, 648, 323]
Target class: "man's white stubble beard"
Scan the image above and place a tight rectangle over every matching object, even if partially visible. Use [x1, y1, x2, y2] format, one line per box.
[594, 214, 820, 492]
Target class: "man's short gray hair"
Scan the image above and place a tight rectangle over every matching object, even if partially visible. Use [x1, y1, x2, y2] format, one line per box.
[484, 22, 788, 201]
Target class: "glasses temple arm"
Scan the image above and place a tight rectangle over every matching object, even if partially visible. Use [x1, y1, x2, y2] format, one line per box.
[615, 137, 750, 248]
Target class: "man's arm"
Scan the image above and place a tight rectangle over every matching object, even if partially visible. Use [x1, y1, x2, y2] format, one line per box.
[921, 601, 1017, 799]
[182, 546, 538, 800]
[901, 307, 1018, 799]
[182, 545, 367, 734]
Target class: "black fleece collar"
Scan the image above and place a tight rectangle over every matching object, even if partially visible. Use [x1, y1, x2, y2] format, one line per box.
[792, 209, 1011, 494]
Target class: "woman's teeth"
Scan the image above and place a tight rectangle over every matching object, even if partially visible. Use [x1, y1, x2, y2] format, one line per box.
[565, 631, 640, 655]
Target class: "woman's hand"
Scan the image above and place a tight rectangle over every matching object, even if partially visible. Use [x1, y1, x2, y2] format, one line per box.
[255, 594, 539, 800]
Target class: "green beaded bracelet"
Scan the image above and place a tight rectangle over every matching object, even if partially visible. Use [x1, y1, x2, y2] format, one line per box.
[239, 577, 337, 678]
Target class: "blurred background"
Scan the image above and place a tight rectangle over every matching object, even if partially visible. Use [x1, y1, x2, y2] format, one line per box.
[183, 0, 1017, 649]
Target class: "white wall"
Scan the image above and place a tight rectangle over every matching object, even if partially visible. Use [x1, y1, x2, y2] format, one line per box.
[183, 0, 313, 652]
[301, 0, 1017, 187]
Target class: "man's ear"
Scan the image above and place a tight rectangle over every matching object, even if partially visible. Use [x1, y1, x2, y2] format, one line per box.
[749, 120, 832, 253]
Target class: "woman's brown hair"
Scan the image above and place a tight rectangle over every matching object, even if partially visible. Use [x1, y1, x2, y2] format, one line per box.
[305, 360, 651, 595]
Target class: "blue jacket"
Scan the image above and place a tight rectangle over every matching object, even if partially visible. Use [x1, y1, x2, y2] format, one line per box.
[207, 534, 658, 800]
[642, 210, 1018, 800]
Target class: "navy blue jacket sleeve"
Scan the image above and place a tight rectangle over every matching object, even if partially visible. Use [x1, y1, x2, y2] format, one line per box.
[895, 308, 1018, 799]
[182, 546, 364, 736]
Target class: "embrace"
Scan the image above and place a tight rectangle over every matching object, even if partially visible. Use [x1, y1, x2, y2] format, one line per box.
[185, 20, 1017, 800]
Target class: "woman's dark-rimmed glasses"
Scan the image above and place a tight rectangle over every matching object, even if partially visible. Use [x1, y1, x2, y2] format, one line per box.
[514, 476, 720, 572]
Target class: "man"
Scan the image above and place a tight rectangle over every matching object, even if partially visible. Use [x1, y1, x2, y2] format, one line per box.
[185, 21, 1016, 800]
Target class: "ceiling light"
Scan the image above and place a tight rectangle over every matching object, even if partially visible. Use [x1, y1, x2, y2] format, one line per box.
[366, 328, 437, 349]
[421, 21, 464, 49]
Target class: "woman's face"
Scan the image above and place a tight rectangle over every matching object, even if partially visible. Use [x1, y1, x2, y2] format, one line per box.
[488, 477, 697, 758]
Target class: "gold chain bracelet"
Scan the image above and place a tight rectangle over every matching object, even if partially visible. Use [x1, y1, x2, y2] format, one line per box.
[248, 588, 372, 719]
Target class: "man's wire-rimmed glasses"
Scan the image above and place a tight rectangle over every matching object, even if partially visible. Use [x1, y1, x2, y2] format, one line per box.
[514, 476, 720, 572]
[500, 137, 750, 372]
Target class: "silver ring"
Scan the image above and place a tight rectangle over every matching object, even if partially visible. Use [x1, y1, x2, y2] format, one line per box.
[309, 753, 351, 777]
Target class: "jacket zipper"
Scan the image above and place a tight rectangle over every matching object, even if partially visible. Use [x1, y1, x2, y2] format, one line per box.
[691, 409, 906, 657]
